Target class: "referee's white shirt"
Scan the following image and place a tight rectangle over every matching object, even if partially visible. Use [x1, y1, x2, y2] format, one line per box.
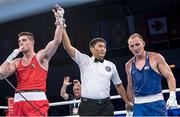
[72, 49, 122, 99]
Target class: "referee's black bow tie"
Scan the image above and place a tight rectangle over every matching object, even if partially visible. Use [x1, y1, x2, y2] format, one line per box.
[94, 58, 104, 63]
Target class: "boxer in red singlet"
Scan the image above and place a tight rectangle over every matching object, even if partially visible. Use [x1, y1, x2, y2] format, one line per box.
[0, 4, 65, 116]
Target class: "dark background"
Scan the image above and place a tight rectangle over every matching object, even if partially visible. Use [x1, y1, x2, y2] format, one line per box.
[0, 0, 180, 116]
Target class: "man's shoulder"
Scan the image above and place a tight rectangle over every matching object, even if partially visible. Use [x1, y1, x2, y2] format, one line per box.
[14, 57, 21, 61]
[149, 52, 162, 59]
[76, 49, 90, 58]
[13, 57, 21, 65]
[126, 57, 134, 65]
[104, 59, 115, 65]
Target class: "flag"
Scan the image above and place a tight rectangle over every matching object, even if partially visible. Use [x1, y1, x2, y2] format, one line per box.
[147, 16, 167, 35]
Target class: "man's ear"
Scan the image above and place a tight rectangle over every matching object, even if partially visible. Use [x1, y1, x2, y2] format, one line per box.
[143, 41, 145, 47]
[90, 47, 94, 53]
[31, 40, 35, 46]
[142, 40, 145, 47]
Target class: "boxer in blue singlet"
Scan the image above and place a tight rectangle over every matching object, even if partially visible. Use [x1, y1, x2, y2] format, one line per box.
[125, 33, 178, 116]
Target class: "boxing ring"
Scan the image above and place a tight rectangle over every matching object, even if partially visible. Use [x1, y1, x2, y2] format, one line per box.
[0, 88, 180, 116]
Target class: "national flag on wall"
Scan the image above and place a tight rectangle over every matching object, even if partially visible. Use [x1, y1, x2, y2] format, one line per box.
[147, 16, 167, 35]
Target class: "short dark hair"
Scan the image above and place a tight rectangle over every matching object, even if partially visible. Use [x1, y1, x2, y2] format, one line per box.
[89, 37, 106, 48]
[18, 32, 35, 41]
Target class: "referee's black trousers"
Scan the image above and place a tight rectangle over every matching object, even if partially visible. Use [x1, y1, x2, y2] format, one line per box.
[79, 97, 114, 116]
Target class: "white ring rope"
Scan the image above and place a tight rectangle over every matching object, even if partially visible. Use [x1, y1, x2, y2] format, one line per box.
[50, 88, 180, 106]
[0, 106, 8, 109]
[0, 88, 180, 114]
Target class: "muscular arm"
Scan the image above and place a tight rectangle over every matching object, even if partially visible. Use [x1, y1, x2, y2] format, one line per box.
[156, 54, 176, 91]
[0, 48, 21, 79]
[125, 62, 134, 103]
[0, 60, 17, 80]
[37, 5, 64, 63]
[62, 29, 76, 58]
[38, 24, 63, 62]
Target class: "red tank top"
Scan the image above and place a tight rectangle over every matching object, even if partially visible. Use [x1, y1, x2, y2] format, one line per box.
[16, 55, 47, 91]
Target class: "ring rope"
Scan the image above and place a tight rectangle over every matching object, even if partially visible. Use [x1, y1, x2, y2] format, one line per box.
[0, 88, 180, 112]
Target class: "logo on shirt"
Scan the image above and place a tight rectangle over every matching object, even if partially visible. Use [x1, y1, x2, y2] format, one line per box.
[105, 66, 111, 72]
[144, 66, 150, 70]
[31, 64, 35, 68]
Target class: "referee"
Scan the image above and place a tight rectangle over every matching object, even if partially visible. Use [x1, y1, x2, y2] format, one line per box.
[62, 29, 132, 116]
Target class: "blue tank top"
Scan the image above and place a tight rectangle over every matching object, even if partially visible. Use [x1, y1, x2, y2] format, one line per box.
[131, 52, 162, 96]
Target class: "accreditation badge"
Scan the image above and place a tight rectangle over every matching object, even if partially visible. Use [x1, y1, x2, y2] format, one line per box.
[73, 107, 79, 115]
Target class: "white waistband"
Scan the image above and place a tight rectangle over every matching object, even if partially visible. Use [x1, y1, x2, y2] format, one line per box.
[14, 92, 47, 102]
[134, 92, 164, 104]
